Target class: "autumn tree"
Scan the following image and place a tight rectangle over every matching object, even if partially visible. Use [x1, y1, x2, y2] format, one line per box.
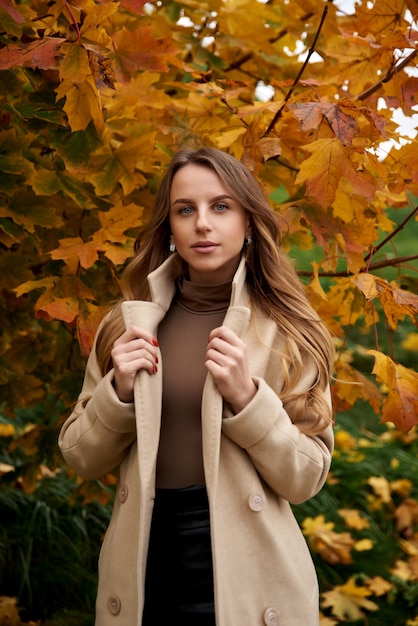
[0, 0, 417, 623]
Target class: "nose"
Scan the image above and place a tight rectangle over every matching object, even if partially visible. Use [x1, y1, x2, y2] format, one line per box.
[195, 207, 212, 232]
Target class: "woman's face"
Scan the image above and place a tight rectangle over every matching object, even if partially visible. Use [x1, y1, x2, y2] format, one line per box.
[169, 163, 250, 284]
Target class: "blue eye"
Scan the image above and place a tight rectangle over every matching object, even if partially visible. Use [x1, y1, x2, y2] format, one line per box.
[214, 203, 228, 211]
[180, 206, 193, 215]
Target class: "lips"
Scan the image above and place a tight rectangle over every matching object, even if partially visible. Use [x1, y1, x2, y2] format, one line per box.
[191, 241, 219, 253]
[192, 240, 218, 248]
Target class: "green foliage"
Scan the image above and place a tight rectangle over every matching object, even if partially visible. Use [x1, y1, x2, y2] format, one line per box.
[0, 403, 112, 622]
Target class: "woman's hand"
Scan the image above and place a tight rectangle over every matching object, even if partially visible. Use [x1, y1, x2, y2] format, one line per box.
[111, 326, 159, 403]
[206, 326, 257, 414]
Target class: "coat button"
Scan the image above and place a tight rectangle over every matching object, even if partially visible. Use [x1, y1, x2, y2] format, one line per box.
[264, 607, 280, 624]
[119, 483, 128, 503]
[107, 594, 121, 615]
[248, 493, 264, 511]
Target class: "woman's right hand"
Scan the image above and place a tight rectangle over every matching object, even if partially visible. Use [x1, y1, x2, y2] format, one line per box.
[111, 326, 159, 403]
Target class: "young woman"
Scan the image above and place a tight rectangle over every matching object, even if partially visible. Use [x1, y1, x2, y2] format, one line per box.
[59, 147, 335, 626]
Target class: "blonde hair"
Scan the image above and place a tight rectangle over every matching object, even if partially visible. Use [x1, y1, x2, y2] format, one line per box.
[96, 147, 335, 433]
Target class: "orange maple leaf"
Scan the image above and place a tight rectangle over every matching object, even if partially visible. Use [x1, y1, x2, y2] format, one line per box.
[368, 350, 418, 432]
[112, 25, 183, 81]
[0, 37, 65, 70]
[50, 236, 100, 269]
[289, 101, 360, 145]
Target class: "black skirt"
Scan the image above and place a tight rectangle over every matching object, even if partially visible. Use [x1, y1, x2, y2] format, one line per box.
[142, 484, 216, 626]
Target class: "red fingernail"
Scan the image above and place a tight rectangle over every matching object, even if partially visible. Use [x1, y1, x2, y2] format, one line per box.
[154, 365, 158, 374]
[152, 338, 159, 347]
[155, 355, 159, 364]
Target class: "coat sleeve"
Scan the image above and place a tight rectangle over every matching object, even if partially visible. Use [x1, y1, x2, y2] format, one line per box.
[58, 336, 137, 481]
[221, 374, 334, 505]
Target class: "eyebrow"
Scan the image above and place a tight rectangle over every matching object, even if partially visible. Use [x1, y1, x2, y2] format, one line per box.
[171, 194, 234, 206]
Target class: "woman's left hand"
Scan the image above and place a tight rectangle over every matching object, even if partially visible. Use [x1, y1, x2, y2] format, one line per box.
[206, 326, 257, 414]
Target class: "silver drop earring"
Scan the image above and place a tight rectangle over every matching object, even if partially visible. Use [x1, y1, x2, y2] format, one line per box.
[245, 235, 253, 246]
[169, 241, 176, 253]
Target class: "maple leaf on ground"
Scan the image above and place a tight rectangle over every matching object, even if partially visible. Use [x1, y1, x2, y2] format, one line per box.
[364, 576, 393, 597]
[391, 479, 414, 498]
[368, 475, 392, 505]
[391, 558, 415, 581]
[302, 515, 356, 565]
[395, 499, 418, 536]
[321, 577, 379, 621]
[338, 508, 370, 531]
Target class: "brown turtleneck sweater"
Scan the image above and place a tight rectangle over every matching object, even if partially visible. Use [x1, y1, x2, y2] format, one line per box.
[155, 277, 231, 489]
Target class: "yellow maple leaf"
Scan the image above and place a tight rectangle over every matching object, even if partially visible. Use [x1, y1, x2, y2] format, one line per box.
[321, 577, 378, 621]
[302, 515, 356, 564]
[364, 575, 393, 596]
[368, 475, 392, 504]
[391, 559, 415, 581]
[56, 61, 104, 133]
[338, 508, 370, 530]
[391, 478, 413, 498]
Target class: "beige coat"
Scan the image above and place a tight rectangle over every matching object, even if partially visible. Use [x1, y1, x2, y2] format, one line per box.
[59, 254, 334, 626]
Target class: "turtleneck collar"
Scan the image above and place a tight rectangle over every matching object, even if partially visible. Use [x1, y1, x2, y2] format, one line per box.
[175, 277, 232, 313]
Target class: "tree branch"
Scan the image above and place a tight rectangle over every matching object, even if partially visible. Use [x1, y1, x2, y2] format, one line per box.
[364, 205, 418, 267]
[263, 1, 330, 137]
[298, 254, 418, 278]
[357, 49, 418, 101]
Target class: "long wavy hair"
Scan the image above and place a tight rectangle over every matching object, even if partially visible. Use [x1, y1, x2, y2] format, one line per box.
[96, 147, 335, 432]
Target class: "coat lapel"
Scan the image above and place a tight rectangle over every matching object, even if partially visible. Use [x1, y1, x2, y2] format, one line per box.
[202, 303, 251, 490]
[121, 300, 166, 492]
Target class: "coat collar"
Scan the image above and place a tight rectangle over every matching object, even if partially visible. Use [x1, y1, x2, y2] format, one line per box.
[146, 253, 251, 311]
